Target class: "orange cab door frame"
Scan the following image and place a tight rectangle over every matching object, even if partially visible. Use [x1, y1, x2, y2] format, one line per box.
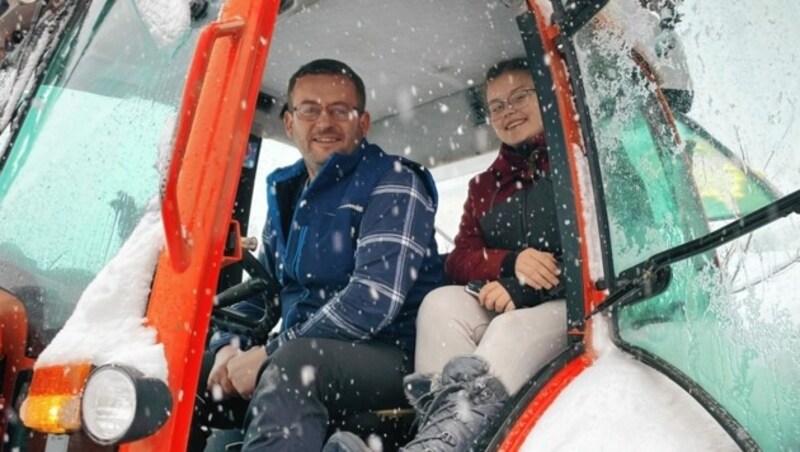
[124, 1, 280, 450]
[492, 0, 609, 449]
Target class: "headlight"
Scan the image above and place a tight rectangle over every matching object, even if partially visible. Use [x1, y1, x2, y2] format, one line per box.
[81, 364, 172, 445]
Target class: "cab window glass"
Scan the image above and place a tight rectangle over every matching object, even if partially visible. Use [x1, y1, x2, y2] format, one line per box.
[616, 216, 800, 449]
[0, 1, 211, 353]
[573, 0, 800, 448]
[679, 120, 779, 223]
[572, 3, 708, 274]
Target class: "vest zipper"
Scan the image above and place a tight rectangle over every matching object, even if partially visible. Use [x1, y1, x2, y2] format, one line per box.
[285, 189, 308, 281]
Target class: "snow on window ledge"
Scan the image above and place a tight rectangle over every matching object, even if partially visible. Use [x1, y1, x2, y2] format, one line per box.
[35, 200, 168, 382]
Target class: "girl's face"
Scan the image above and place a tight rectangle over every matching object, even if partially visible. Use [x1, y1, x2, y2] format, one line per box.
[485, 70, 544, 147]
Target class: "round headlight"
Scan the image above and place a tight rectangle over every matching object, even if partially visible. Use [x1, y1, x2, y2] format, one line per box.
[81, 364, 172, 445]
[81, 366, 137, 444]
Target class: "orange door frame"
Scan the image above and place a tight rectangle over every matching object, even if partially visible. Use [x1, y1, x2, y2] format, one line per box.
[498, 1, 608, 448]
[126, 1, 280, 450]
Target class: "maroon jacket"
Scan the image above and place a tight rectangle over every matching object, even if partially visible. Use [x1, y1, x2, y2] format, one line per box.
[445, 135, 549, 284]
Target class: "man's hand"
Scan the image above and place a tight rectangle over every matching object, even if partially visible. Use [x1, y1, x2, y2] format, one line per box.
[227, 346, 268, 400]
[207, 344, 239, 401]
[515, 248, 560, 290]
[479, 281, 516, 313]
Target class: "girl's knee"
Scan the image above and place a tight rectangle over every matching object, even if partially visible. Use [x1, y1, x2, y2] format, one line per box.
[418, 285, 481, 323]
[486, 301, 566, 339]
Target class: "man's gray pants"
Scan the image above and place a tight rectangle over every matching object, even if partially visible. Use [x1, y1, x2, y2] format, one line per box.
[242, 338, 409, 451]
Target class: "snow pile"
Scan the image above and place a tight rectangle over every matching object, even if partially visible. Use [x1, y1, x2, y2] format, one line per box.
[133, 0, 191, 49]
[522, 315, 738, 451]
[35, 112, 178, 380]
[36, 200, 168, 381]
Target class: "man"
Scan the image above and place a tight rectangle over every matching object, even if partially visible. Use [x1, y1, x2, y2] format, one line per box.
[190, 59, 443, 451]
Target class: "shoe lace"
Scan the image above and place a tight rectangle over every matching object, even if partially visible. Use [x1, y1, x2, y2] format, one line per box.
[403, 382, 496, 450]
[405, 382, 456, 437]
[416, 383, 465, 429]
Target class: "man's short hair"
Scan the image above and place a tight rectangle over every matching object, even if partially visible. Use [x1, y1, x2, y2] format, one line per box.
[484, 57, 531, 98]
[287, 59, 366, 111]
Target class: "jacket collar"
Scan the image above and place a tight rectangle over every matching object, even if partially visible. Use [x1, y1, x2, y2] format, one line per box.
[270, 139, 381, 188]
[487, 134, 549, 184]
[311, 139, 380, 190]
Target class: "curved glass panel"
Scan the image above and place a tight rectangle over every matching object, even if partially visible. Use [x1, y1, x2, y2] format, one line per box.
[573, 0, 800, 448]
[617, 216, 800, 449]
[573, 3, 709, 274]
[0, 0, 211, 354]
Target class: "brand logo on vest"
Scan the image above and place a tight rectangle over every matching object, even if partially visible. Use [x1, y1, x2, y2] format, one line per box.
[338, 203, 364, 213]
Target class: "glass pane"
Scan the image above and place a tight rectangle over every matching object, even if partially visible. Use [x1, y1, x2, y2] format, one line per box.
[617, 215, 800, 449]
[679, 119, 779, 222]
[0, 1, 211, 354]
[580, 0, 800, 448]
[572, 8, 709, 274]
[677, 1, 800, 200]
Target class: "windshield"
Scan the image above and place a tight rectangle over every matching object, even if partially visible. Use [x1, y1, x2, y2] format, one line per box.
[0, 0, 210, 355]
[573, 0, 800, 447]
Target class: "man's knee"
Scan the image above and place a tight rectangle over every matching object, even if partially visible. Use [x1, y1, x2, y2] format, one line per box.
[254, 338, 328, 397]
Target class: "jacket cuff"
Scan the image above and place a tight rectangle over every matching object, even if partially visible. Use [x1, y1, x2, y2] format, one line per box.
[498, 278, 566, 309]
[209, 331, 258, 355]
[500, 251, 520, 278]
[208, 332, 235, 355]
[498, 277, 542, 308]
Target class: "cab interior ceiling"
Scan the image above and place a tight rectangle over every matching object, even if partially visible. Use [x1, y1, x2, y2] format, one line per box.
[252, 0, 525, 167]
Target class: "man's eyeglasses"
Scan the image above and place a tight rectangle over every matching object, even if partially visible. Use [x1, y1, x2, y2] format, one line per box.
[486, 88, 537, 120]
[291, 103, 361, 122]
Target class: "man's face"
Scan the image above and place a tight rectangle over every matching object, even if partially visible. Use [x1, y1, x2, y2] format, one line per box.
[284, 74, 371, 177]
[485, 70, 543, 148]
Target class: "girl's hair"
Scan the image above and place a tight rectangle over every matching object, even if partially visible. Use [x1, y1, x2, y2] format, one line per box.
[484, 57, 531, 98]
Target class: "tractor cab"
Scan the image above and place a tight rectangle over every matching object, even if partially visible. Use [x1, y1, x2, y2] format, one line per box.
[0, 0, 797, 450]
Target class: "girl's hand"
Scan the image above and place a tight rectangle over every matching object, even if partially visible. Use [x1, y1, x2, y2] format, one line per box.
[479, 281, 517, 313]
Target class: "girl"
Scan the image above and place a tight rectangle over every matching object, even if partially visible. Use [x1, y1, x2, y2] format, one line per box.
[326, 57, 567, 452]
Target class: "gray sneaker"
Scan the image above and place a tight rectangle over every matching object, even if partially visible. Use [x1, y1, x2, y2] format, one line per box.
[401, 356, 509, 452]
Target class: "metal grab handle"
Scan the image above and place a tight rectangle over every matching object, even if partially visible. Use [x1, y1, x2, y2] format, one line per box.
[161, 17, 245, 273]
